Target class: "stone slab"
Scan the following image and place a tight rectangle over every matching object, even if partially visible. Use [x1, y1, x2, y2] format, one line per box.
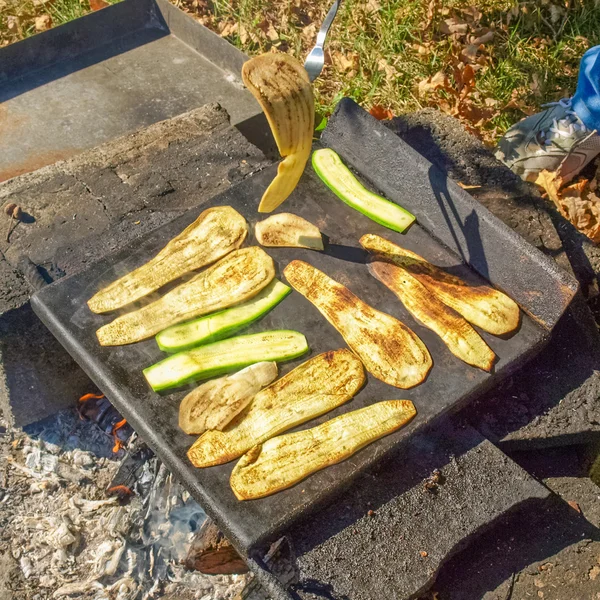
[0, 0, 261, 182]
[387, 109, 600, 449]
[0, 103, 268, 426]
[284, 418, 549, 600]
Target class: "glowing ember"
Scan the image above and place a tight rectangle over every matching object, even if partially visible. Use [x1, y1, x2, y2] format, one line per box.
[79, 392, 105, 403]
[112, 418, 128, 453]
[107, 484, 134, 502]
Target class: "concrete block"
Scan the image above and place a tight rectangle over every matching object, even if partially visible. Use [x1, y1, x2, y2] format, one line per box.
[285, 419, 549, 600]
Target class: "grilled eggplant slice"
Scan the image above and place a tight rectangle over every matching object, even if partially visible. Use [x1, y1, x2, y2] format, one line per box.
[255, 213, 324, 250]
[367, 259, 495, 371]
[156, 280, 291, 353]
[179, 362, 279, 435]
[360, 234, 520, 335]
[242, 54, 314, 213]
[283, 261, 432, 389]
[187, 349, 365, 467]
[88, 206, 247, 313]
[230, 400, 416, 500]
[145, 330, 307, 392]
[97, 247, 275, 346]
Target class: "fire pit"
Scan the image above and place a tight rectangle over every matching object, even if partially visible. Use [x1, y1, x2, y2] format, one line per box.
[30, 99, 578, 555]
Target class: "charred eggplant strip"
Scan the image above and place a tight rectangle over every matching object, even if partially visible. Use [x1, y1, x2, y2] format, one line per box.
[360, 234, 520, 335]
[283, 261, 432, 389]
[312, 149, 415, 233]
[230, 400, 416, 500]
[97, 247, 275, 346]
[88, 206, 247, 313]
[242, 54, 314, 213]
[255, 213, 324, 250]
[145, 330, 307, 392]
[367, 259, 495, 371]
[179, 362, 279, 435]
[187, 349, 365, 467]
[156, 280, 291, 353]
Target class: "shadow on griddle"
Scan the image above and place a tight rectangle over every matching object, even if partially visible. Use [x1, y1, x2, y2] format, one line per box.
[324, 243, 369, 265]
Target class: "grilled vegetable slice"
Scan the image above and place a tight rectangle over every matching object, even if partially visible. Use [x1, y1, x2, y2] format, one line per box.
[97, 247, 275, 346]
[283, 261, 432, 389]
[242, 54, 314, 213]
[367, 259, 495, 371]
[360, 234, 520, 335]
[312, 148, 415, 233]
[255, 213, 324, 251]
[179, 362, 278, 435]
[88, 206, 247, 313]
[145, 330, 308, 392]
[231, 400, 416, 500]
[156, 280, 291, 353]
[188, 349, 365, 467]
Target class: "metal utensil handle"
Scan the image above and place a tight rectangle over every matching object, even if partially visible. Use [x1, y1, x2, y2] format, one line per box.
[316, 0, 340, 47]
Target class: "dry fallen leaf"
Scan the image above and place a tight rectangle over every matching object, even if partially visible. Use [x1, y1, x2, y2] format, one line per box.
[377, 58, 396, 80]
[457, 182, 481, 189]
[257, 19, 279, 41]
[440, 17, 469, 36]
[89, 0, 109, 10]
[364, 0, 381, 13]
[471, 29, 495, 45]
[535, 169, 562, 204]
[536, 170, 600, 243]
[420, 0, 437, 30]
[567, 500, 581, 513]
[219, 21, 238, 37]
[35, 14, 52, 31]
[461, 44, 480, 64]
[369, 105, 393, 120]
[7, 15, 20, 33]
[417, 71, 448, 96]
[332, 51, 358, 73]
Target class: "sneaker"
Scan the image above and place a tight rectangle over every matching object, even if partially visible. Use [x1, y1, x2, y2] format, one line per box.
[495, 98, 600, 183]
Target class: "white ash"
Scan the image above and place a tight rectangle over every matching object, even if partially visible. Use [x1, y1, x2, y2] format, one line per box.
[0, 407, 251, 599]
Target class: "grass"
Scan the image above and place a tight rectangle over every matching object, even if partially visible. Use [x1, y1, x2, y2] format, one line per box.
[2, 0, 600, 143]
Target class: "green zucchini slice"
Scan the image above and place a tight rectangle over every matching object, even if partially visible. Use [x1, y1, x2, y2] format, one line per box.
[312, 148, 415, 233]
[144, 330, 309, 392]
[156, 280, 292, 353]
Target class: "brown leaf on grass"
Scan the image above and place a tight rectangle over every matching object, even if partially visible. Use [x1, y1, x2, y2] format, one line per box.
[471, 29, 495, 45]
[257, 19, 279, 41]
[377, 58, 396, 80]
[89, 0, 109, 10]
[6, 15, 20, 33]
[460, 44, 480, 64]
[417, 71, 449, 96]
[461, 5, 482, 24]
[302, 22, 317, 43]
[364, 0, 381, 13]
[440, 17, 469, 36]
[504, 89, 537, 116]
[420, 0, 438, 30]
[411, 43, 432, 56]
[369, 105, 393, 120]
[219, 21, 237, 37]
[34, 14, 52, 31]
[332, 51, 358, 73]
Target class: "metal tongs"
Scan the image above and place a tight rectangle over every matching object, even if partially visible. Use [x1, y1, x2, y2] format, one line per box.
[304, 0, 341, 82]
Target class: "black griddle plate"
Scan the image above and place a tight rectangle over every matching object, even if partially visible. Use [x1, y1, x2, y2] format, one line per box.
[31, 100, 578, 554]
